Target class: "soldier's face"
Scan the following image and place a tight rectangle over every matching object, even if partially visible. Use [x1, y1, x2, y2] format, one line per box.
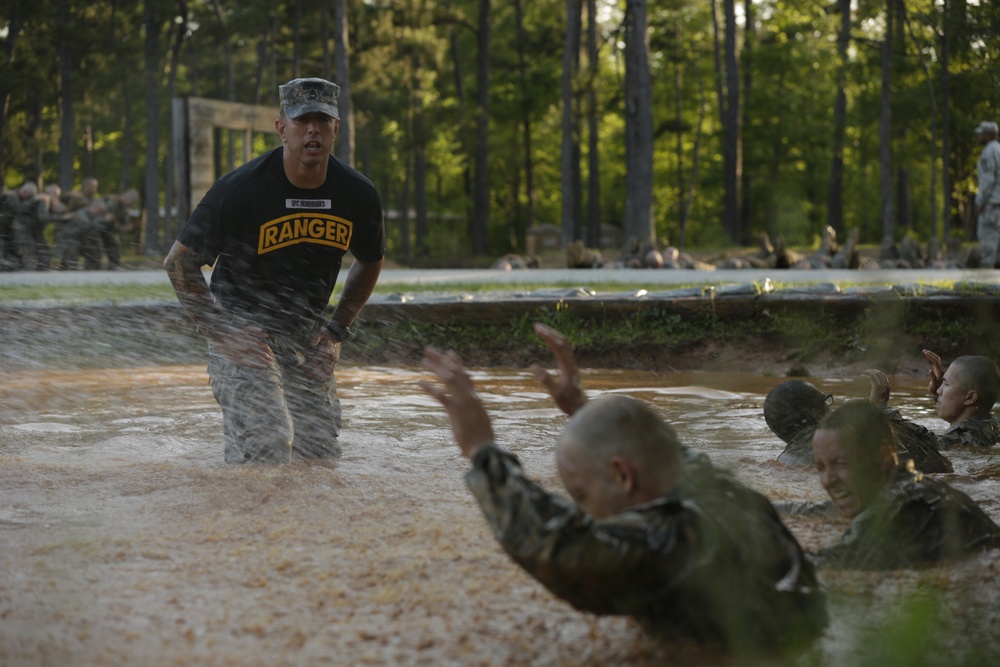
[812, 428, 885, 519]
[556, 443, 627, 519]
[277, 112, 338, 169]
[936, 363, 973, 425]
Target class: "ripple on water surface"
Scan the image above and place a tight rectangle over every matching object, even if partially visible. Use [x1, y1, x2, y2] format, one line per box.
[0, 364, 998, 665]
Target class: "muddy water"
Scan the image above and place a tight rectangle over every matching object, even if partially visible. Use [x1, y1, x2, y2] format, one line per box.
[1, 365, 998, 666]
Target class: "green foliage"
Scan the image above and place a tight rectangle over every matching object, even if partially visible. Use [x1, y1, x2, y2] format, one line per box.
[2, 0, 1000, 256]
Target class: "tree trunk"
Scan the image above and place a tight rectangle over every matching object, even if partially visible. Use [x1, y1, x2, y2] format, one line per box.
[680, 57, 707, 250]
[514, 0, 536, 243]
[709, 0, 725, 132]
[897, 168, 912, 232]
[903, 8, 939, 242]
[561, 0, 582, 247]
[722, 0, 740, 244]
[673, 16, 685, 241]
[333, 0, 354, 165]
[292, 0, 302, 79]
[111, 4, 133, 192]
[212, 0, 236, 169]
[879, 0, 895, 242]
[24, 96, 43, 182]
[253, 15, 271, 106]
[470, 0, 491, 255]
[143, 2, 163, 256]
[57, 0, 74, 191]
[739, 0, 753, 242]
[893, 0, 910, 234]
[584, 0, 601, 248]
[450, 12, 471, 212]
[400, 151, 412, 259]
[413, 54, 428, 257]
[940, 0, 951, 234]
[163, 0, 188, 250]
[826, 0, 851, 236]
[622, 0, 654, 247]
[0, 7, 24, 178]
[321, 1, 331, 79]
[765, 70, 789, 240]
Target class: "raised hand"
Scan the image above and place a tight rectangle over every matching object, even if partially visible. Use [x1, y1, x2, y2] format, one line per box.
[922, 349, 945, 398]
[419, 347, 495, 458]
[861, 369, 890, 407]
[529, 323, 588, 417]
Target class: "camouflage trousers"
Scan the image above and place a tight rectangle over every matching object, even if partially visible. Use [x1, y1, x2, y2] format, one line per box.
[979, 204, 1000, 269]
[13, 217, 51, 270]
[208, 333, 342, 464]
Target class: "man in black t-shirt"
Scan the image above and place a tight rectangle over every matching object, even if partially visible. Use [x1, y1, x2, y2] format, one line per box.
[164, 77, 386, 463]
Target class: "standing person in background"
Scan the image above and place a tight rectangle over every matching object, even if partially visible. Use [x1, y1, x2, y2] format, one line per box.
[77, 177, 104, 270]
[0, 187, 21, 270]
[974, 121, 1000, 268]
[61, 199, 109, 270]
[45, 184, 74, 269]
[164, 77, 386, 464]
[12, 181, 51, 271]
[112, 188, 142, 256]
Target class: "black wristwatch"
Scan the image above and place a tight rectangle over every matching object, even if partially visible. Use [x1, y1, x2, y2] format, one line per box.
[326, 320, 352, 342]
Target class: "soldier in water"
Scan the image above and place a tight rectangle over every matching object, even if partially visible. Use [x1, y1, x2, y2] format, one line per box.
[420, 323, 828, 655]
[778, 400, 1000, 569]
[764, 372, 953, 474]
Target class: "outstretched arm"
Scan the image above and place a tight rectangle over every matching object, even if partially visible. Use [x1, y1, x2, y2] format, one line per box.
[922, 349, 945, 398]
[419, 347, 496, 459]
[530, 323, 589, 416]
[862, 369, 891, 407]
[330, 257, 383, 328]
[163, 240, 274, 368]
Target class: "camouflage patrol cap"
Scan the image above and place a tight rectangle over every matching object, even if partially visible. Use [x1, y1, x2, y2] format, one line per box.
[279, 78, 340, 120]
[975, 121, 998, 135]
[763, 380, 832, 443]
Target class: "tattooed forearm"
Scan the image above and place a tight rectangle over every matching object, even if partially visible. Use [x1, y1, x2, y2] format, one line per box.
[164, 241, 225, 339]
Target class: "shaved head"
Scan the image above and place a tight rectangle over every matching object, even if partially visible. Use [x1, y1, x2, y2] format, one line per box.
[556, 395, 685, 517]
[951, 356, 1000, 413]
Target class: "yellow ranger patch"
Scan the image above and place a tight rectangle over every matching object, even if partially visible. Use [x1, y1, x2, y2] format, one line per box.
[258, 213, 353, 254]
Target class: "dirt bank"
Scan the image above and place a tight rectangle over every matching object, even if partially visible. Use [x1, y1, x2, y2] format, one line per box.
[3, 288, 1000, 377]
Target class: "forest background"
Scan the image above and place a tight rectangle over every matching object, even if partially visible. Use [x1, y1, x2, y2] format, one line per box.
[1, 0, 998, 265]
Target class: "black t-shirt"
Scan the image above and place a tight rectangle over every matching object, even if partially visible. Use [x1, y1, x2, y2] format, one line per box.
[177, 148, 386, 335]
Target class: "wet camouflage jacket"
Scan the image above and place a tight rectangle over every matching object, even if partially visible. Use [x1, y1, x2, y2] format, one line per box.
[939, 414, 1000, 450]
[776, 425, 817, 468]
[466, 444, 828, 653]
[884, 409, 953, 473]
[796, 466, 1000, 570]
[775, 410, 956, 473]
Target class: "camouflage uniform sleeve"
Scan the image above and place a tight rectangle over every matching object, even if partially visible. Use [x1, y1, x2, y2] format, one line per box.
[977, 141, 1000, 206]
[816, 471, 1000, 569]
[884, 408, 953, 473]
[938, 416, 999, 450]
[465, 444, 691, 616]
[814, 498, 919, 570]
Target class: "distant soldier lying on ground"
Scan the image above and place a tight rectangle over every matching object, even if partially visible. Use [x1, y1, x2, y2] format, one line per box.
[777, 400, 1000, 570]
[764, 372, 953, 474]
[420, 323, 828, 655]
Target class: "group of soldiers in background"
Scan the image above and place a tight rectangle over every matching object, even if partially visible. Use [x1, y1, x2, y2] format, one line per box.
[0, 177, 141, 271]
